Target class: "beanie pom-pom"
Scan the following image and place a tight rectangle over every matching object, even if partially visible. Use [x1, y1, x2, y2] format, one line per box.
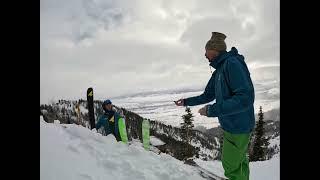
[211, 32, 226, 40]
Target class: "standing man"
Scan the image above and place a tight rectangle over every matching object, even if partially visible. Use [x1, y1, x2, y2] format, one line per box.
[175, 32, 255, 180]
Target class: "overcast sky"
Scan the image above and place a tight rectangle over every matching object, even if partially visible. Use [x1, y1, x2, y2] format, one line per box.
[40, 0, 279, 104]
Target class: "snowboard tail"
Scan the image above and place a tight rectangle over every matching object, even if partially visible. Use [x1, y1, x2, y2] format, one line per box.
[118, 117, 128, 144]
[87, 87, 95, 129]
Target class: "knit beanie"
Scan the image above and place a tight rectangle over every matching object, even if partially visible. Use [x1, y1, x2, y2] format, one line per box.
[205, 32, 227, 51]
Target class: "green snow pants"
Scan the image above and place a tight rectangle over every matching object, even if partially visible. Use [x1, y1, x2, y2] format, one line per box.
[222, 130, 251, 180]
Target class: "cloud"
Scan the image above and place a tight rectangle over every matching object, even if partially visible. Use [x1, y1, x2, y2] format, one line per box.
[40, 0, 279, 104]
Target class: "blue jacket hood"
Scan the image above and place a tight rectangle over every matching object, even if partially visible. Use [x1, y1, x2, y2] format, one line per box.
[210, 47, 245, 69]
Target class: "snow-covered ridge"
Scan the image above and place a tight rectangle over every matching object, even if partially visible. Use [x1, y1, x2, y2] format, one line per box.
[41, 115, 279, 180]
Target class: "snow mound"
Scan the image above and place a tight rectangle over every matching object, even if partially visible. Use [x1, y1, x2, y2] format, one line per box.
[40, 115, 279, 180]
[40, 116, 205, 180]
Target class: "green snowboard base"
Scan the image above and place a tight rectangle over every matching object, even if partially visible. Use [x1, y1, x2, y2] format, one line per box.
[118, 117, 128, 144]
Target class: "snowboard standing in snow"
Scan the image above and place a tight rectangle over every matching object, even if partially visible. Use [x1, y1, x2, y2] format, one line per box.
[118, 117, 128, 144]
[87, 87, 95, 129]
[142, 119, 150, 150]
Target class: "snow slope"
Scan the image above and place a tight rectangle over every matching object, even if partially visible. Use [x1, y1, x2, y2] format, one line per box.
[40, 116, 205, 180]
[41, 116, 279, 180]
[195, 154, 280, 180]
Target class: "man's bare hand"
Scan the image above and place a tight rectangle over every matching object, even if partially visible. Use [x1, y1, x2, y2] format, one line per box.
[174, 99, 184, 106]
[198, 105, 208, 116]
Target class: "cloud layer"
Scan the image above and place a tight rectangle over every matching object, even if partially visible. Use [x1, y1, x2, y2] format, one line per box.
[41, 0, 279, 104]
